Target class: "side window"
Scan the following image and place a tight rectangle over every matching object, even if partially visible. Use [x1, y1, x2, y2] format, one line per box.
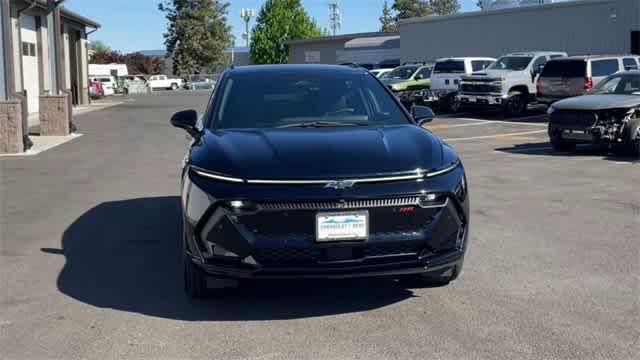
[532, 57, 547, 73]
[416, 67, 431, 79]
[622, 58, 638, 70]
[591, 59, 620, 77]
[150, 76, 157, 81]
[471, 60, 489, 72]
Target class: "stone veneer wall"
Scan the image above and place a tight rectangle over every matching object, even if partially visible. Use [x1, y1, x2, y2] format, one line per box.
[39, 94, 70, 136]
[0, 100, 25, 154]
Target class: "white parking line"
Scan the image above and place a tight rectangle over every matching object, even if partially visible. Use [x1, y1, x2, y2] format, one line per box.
[493, 146, 553, 153]
[444, 129, 547, 142]
[456, 117, 549, 127]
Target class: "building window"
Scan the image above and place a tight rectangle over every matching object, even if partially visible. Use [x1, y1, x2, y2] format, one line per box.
[304, 51, 321, 63]
[21, 42, 36, 57]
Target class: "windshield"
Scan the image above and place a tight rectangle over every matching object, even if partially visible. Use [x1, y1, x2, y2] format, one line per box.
[385, 66, 419, 80]
[211, 71, 409, 129]
[487, 56, 534, 71]
[589, 73, 640, 95]
[540, 60, 586, 78]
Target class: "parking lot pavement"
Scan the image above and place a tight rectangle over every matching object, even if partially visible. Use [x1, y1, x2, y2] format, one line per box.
[1, 94, 638, 360]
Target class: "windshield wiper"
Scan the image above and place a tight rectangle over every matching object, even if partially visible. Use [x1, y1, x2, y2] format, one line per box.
[276, 121, 360, 128]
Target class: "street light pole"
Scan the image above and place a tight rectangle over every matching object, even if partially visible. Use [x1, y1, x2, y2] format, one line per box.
[240, 8, 256, 48]
[0, 0, 12, 101]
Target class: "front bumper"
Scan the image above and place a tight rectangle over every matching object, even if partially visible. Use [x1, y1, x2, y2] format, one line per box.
[457, 93, 507, 106]
[181, 166, 469, 280]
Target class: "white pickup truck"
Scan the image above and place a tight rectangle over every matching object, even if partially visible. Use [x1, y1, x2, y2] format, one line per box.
[428, 57, 496, 111]
[457, 51, 567, 116]
[147, 75, 184, 91]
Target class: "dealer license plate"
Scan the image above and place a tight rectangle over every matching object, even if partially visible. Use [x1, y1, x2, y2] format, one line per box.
[316, 211, 368, 242]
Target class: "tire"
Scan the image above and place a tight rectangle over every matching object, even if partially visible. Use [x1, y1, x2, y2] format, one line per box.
[504, 91, 527, 117]
[184, 255, 206, 299]
[171, 83, 179, 90]
[549, 131, 576, 152]
[446, 93, 460, 113]
[623, 119, 640, 158]
[402, 267, 458, 287]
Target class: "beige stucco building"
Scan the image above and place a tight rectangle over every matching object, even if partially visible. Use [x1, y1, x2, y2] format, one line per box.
[1, 0, 99, 153]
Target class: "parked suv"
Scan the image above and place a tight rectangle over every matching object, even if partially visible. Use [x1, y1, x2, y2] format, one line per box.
[457, 51, 567, 116]
[537, 55, 640, 104]
[381, 64, 434, 107]
[422, 57, 495, 111]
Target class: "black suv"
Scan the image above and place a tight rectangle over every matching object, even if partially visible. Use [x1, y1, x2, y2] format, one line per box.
[171, 65, 470, 297]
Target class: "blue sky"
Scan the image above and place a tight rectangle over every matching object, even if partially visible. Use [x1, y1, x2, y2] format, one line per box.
[65, 0, 481, 53]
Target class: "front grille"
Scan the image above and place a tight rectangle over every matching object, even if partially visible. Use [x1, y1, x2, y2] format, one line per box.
[460, 83, 501, 93]
[551, 110, 597, 127]
[259, 197, 421, 211]
[253, 240, 424, 266]
[364, 241, 423, 257]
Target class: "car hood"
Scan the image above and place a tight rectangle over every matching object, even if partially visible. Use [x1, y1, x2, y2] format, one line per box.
[552, 94, 640, 110]
[463, 69, 515, 79]
[382, 78, 409, 85]
[190, 125, 454, 179]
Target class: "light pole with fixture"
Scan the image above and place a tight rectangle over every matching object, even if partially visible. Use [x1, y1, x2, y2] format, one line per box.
[240, 8, 256, 48]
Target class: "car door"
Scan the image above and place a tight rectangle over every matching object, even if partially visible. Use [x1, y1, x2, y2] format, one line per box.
[530, 56, 547, 93]
[413, 67, 432, 89]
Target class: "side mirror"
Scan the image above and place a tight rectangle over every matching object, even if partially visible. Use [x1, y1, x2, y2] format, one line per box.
[415, 74, 424, 80]
[170, 109, 200, 138]
[412, 105, 435, 126]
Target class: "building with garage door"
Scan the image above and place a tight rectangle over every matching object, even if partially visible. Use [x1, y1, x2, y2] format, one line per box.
[399, 0, 639, 63]
[1, 0, 99, 154]
[287, 32, 399, 68]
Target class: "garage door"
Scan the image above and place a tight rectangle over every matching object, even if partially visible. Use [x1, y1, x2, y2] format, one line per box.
[20, 15, 39, 114]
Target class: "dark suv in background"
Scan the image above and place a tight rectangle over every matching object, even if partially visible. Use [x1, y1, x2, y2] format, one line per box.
[537, 55, 640, 104]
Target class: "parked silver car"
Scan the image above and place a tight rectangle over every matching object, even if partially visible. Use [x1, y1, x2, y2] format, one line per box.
[537, 55, 640, 104]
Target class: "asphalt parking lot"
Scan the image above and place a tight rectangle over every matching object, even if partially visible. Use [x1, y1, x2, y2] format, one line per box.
[1, 93, 638, 360]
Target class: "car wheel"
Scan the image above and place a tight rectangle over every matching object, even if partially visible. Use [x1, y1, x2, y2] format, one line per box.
[402, 266, 458, 287]
[505, 92, 527, 117]
[447, 94, 460, 113]
[184, 254, 206, 299]
[549, 131, 576, 152]
[624, 119, 640, 158]
[171, 83, 179, 90]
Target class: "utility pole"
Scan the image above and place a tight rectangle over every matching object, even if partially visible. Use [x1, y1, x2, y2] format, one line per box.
[240, 8, 256, 48]
[46, 0, 65, 95]
[328, 2, 341, 36]
[0, 0, 12, 101]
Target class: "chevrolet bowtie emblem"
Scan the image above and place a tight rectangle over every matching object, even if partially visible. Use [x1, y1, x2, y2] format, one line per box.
[323, 180, 355, 190]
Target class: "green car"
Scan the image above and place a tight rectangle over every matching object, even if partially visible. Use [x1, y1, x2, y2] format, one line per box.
[381, 64, 433, 92]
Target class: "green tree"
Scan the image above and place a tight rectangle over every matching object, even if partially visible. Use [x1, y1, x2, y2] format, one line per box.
[88, 40, 111, 54]
[428, 0, 460, 15]
[392, 0, 431, 22]
[159, 0, 232, 76]
[379, 0, 396, 32]
[250, 0, 324, 64]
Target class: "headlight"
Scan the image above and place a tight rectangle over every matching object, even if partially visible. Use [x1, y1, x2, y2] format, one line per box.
[547, 106, 556, 115]
[184, 176, 214, 224]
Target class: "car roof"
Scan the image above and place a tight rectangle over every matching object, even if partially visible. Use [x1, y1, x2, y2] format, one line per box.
[435, 57, 495, 62]
[549, 54, 640, 61]
[504, 51, 566, 57]
[225, 64, 369, 76]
